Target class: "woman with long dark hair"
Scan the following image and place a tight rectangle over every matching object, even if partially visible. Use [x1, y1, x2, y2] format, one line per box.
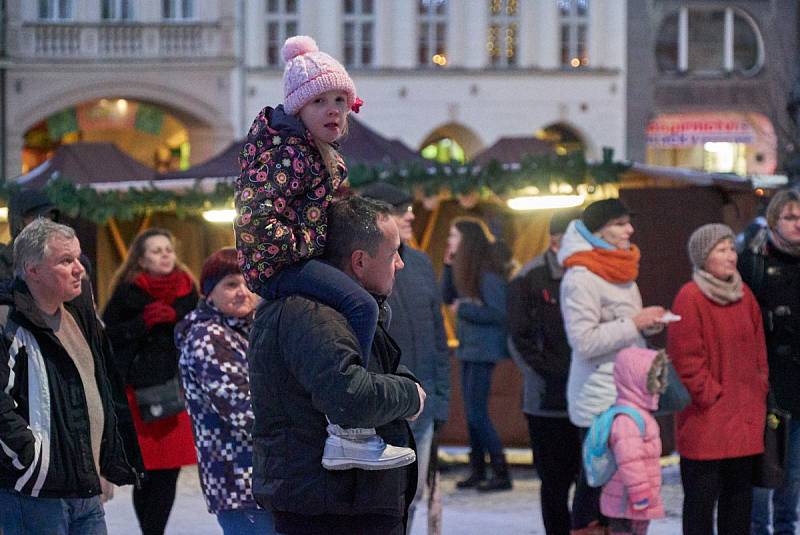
[103, 228, 198, 535]
[442, 216, 512, 492]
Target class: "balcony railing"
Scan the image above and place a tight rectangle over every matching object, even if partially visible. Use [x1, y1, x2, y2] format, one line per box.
[14, 22, 232, 60]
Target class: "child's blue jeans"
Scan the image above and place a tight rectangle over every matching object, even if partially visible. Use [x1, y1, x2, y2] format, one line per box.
[259, 258, 378, 364]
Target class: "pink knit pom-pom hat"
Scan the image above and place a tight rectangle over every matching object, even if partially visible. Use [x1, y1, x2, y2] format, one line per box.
[282, 35, 356, 116]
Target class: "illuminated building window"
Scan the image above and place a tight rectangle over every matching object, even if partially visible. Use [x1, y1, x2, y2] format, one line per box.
[559, 0, 589, 68]
[418, 0, 448, 67]
[421, 138, 465, 164]
[343, 0, 375, 68]
[656, 7, 763, 76]
[488, 0, 518, 68]
[266, 0, 300, 67]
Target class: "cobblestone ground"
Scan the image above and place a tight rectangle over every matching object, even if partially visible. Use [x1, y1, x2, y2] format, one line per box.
[104, 459, 684, 534]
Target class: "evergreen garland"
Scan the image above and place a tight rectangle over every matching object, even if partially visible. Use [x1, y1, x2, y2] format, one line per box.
[2, 152, 630, 223]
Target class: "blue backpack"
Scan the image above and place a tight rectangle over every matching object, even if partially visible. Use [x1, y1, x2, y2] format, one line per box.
[583, 405, 646, 488]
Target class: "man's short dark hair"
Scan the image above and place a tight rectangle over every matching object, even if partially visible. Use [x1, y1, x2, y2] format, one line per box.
[325, 195, 392, 270]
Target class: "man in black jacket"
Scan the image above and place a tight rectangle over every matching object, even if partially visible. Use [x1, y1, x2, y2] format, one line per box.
[0, 218, 142, 533]
[507, 210, 581, 535]
[739, 188, 800, 535]
[249, 196, 426, 535]
[361, 182, 450, 531]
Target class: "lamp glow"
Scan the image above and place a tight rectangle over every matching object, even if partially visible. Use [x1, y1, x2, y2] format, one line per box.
[507, 195, 584, 211]
[202, 209, 237, 223]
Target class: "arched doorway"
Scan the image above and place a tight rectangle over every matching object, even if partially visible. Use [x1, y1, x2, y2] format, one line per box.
[22, 98, 191, 174]
[419, 123, 484, 163]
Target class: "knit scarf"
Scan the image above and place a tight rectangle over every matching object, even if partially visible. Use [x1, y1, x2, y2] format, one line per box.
[133, 269, 194, 305]
[692, 268, 743, 306]
[769, 229, 800, 258]
[562, 245, 641, 284]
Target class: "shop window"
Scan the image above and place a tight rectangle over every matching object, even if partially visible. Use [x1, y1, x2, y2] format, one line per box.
[266, 0, 300, 67]
[559, 0, 589, 68]
[488, 0, 519, 68]
[163, 0, 193, 20]
[703, 142, 747, 175]
[421, 138, 465, 164]
[39, 0, 73, 20]
[343, 0, 374, 68]
[656, 7, 763, 76]
[102, 0, 134, 21]
[418, 0, 448, 67]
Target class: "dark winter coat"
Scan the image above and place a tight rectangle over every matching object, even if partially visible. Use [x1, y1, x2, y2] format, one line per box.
[739, 235, 800, 417]
[235, 105, 347, 292]
[507, 250, 571, 414]
[176, 299, 257, 514]
[103, 280, 198, 388]
[249, 294, 420, 518]
[0, 278, 143, 498]
[102, 276, 198, 470]
[441, 265, 508, 363]
[387, 244, 450, 426]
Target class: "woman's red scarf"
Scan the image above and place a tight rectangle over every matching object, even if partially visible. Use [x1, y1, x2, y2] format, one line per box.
[562, 245, 641, 284]
[133, 269, 194, 304]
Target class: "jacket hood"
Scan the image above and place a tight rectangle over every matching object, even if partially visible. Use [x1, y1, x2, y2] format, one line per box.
[614, 346, 665, 411]
[175, 298, 252, 348]
[557, 219, 592, 266]
[240, 105, 309, 175]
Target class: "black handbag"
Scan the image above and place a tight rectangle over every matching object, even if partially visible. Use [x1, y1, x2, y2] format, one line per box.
[134, 377, 186, 423]
[656, 360, 691, 414]
[753, 407, 791, 489]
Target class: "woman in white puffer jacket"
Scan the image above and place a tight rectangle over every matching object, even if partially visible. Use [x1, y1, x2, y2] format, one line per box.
[558, 198, 667, 534]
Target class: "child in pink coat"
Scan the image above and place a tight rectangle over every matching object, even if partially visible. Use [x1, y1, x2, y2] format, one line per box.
[601, 347, 668, 535]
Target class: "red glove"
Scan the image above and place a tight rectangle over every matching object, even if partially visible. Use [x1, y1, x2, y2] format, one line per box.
[142, 301, 177, 329]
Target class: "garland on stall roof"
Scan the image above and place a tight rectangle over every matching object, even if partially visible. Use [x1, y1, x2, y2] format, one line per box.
[0, 151, 631, 223]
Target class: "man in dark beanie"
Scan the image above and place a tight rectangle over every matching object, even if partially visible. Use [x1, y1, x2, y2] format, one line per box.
[508, 209, 581, 535]
[0, 189, 61, 280]
[740, 188, 800, 535]
[360, 182, 450, 532]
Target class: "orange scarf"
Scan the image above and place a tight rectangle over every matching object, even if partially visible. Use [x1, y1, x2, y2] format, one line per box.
[563, 245, 641, 284]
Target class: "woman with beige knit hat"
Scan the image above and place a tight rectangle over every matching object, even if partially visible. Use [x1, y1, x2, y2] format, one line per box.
[667, 223, 769, 535]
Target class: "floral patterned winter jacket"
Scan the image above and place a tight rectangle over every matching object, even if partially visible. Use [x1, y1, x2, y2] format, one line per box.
[234, 105, 346, 293]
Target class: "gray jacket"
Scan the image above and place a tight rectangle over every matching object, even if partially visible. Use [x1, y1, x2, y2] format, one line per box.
[387, 245, 450, 426]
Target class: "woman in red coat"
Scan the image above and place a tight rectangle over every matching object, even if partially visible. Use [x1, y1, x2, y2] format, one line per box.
[103, 228, 198, 535]
[667, 223, 769, 535]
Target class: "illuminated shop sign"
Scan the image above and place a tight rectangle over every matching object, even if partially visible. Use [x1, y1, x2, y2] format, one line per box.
[646, 116, 756, 147]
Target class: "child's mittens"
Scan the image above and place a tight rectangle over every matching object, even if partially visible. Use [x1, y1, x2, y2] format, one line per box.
[142, 301, 177, 329]
[632, 498, 650, 511]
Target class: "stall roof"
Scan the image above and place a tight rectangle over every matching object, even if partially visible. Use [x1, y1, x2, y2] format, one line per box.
[16, 143, 156, 189]
[158, 117, 423, 182]
[471, 136, 554, 166]
[626, 162, 757, 190]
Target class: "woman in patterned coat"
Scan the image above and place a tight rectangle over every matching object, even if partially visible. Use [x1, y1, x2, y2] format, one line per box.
[175, 248, 273, 534]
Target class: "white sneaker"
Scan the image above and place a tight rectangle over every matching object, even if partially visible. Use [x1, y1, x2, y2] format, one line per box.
[321, 425, 416, 471]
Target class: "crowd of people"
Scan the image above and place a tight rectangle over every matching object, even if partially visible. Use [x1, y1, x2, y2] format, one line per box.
[0, 32, 799, 535]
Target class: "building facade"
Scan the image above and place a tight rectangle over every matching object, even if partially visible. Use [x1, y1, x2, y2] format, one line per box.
[627, 0, 799, 178]
[2, 0, 628, 180]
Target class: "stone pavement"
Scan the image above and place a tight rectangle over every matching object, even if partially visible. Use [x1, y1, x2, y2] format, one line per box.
[103, 453, 684, 534]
